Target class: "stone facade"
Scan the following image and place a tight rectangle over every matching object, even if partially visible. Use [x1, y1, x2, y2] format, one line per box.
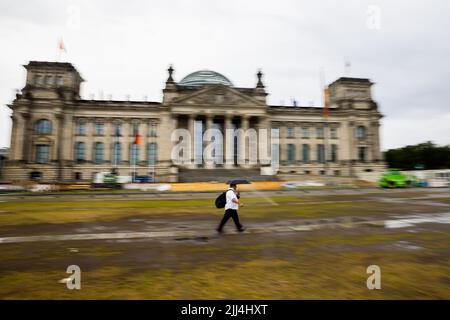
[2, 61, 385, 183]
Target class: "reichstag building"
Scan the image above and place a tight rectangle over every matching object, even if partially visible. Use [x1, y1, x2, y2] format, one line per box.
[3, 61, 384, 183]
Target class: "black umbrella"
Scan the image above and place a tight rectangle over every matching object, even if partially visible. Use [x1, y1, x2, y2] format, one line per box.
[226, 179, 252, 185]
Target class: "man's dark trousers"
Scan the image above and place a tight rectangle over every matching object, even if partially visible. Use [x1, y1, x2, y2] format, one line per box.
[217, 209, 242, 231]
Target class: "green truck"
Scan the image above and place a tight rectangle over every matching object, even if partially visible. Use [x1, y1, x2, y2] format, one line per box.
[379, 169, 419, 188]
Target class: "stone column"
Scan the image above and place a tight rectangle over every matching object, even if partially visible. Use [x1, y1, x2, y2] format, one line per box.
[61, 113, 73, 163]
[86, 118, 94, 163]
[122, 119, 129, 165]
[347, 120, 355, 177]
[204, 114, 214, 169]
[239, 115, 249, 167]
[10, 114, 25, 161]
[371, 121, 381, 162]
[224, 113, 234, 168]
[22, 113, 33, 163]
[56, 114, 64, 181]
[188, 114, 196, 168]
[104, 119, 112, 165]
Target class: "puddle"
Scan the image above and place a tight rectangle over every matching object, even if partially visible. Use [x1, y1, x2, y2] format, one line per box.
[395, 241, 423, 251]
[385, 213, 450, 229]
[175, 236, 209, 243]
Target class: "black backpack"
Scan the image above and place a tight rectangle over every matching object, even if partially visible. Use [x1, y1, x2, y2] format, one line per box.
[215, 191, 227, 208]
[215, 189, 240, 209]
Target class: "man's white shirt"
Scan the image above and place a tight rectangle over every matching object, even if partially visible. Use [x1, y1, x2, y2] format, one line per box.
[225, 189, 238, 210]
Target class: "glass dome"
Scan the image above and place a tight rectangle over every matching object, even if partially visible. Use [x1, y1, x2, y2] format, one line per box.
[179, 70, 233, 87]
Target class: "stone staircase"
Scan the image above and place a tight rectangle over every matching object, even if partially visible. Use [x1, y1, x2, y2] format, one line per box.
[178, 167, 277, 183]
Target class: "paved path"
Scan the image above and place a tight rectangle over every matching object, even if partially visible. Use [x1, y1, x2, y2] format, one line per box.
[1, 212, 449, 244]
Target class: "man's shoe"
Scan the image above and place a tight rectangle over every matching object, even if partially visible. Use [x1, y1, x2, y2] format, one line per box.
[237, 227, 246, 232]
[216, 228, 223, 234]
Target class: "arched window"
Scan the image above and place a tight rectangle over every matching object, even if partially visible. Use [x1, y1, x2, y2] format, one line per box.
[317, 144, 325, 163]
[331, 144, 338, 163]
[75, 142, 85, 163]
[287, 144, 295, 165]
[148, 142, 157, 165]
[356, 126, 366, 139]
[35, 119, 52, 134]
[130, 144, 139, 165]
[94, 142, 104, 164]
[302, 144, 310, 164]
[35, 144, 49, 163]
[113, 142, 121, 165]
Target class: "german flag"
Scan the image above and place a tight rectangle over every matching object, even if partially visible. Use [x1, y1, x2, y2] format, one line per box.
[58, 39, 66, 52]
[133, 131, 141, 145]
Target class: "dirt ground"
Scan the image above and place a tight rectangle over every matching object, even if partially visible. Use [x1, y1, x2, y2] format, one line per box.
[0, 188, 449, 299]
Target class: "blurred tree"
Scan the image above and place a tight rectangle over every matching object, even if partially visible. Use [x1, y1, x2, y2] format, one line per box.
[384, 141, 450, 170]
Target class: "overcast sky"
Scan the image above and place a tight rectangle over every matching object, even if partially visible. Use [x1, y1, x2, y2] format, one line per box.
[1, 0, 449, 150]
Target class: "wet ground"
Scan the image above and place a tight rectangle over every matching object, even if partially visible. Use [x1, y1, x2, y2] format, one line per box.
[0, 188, 449, 299]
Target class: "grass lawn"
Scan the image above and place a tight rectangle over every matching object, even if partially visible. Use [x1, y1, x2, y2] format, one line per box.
[0, 193, 444, 227]
[0, 230, 448, 299]
[0, 191, 449, 299]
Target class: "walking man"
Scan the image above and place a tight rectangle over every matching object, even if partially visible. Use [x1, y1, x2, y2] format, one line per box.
[217, 183, 245, 233]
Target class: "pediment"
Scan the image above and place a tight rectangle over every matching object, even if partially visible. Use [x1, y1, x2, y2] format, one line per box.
[170, 85, 265, 107]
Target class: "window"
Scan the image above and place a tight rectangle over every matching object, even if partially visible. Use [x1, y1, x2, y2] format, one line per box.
[95, 123, 104, 135]
[356, 126, 366, 139]
[94, 142, 104, 164]
[317, 144, 325, 163]
[112, 142, 121, 165]
[302, 144, 310, 164]
[301, 127, 309, 139]
[286, 127, 294, 138]
[75, 142, 85, 162]
[316, 127, 324, 139]
[56, 76, 64, 86]
[331, 144, 338, 163]
[77, 121, 86, 135]
[113, 122, 122, 137]
[35, 119, 52, 134]
[334, 170, 341, 176]
[30, 171, 42, 180]
[149, 121, 157, 137]
[271, 143, 279, 165]
[330, 128, 337, 139]
[33, 75, 43, 86]
[358, 146, 367, 162]
[35, 145, 49, 163]
[130, 144, 139, 165]
[45, 75, 53, 85]
[148, 142, 157, 165]
[287, 144, 295, 164]
[131, 121, 139, 136]
[74, 172, 82, 181]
